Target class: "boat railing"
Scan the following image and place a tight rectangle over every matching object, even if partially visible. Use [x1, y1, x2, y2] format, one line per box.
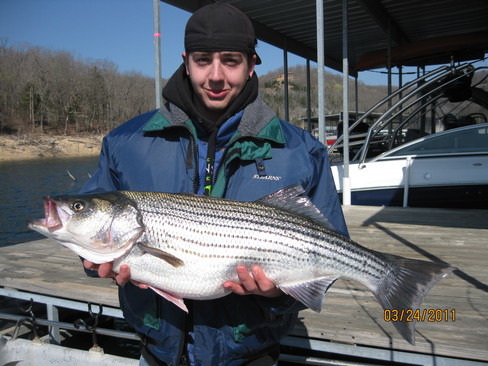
[329, 64, 453, 150]
[329, 60, 484, 164]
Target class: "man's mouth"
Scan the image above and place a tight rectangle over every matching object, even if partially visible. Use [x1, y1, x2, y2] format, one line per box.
[206, 89, 229, 99]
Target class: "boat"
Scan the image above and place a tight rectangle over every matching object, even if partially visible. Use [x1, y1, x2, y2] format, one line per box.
[329, 60, 488, 208]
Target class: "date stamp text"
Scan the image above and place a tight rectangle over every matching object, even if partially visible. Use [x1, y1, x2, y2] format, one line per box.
[384, 309, 456, 322]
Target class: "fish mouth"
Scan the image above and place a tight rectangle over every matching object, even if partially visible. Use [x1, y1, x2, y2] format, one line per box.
[29, 197, 64, 231]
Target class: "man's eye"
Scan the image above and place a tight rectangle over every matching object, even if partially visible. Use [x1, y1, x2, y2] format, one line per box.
[224, 58, 238, 66]
[196, 57, 211, 65]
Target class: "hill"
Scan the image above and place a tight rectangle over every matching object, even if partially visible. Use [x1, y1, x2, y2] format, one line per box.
[0, 43, 391, 137]
[2, 43, 485, 141]
[258, 64, 390, 125]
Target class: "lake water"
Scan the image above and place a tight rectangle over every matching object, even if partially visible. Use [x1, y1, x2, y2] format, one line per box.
[0, 156, 143, 358]
[0, 157, 99, 246]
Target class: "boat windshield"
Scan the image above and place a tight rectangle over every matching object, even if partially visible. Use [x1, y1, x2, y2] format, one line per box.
[387, 125, 488, 156]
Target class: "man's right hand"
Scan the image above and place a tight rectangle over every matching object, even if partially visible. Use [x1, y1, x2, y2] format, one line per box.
[83, 260, 148, 289]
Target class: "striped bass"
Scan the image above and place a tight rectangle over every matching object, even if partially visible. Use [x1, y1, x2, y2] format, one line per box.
[28, 185, 455, 345]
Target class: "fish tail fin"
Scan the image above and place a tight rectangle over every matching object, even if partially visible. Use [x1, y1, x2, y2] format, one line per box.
[373, 254, 456, 345]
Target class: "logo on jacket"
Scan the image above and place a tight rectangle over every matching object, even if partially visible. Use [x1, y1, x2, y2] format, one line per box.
[252, 174, 282, 181]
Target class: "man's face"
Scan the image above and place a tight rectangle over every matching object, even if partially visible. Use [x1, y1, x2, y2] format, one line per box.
[183, 51, 256, 120]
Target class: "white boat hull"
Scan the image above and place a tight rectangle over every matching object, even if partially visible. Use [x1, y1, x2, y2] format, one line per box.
[332, 154, 488, 208]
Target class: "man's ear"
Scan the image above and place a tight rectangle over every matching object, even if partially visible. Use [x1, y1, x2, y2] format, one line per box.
[182, 52, 190, 75]
[248, 54, 257, 78]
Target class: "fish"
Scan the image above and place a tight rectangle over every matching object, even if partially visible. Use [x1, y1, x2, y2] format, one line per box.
[28, 185, 456, 345]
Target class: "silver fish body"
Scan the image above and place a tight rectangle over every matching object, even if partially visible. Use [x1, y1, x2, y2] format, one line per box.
[28, 185, 455, 345]
[120, 190, 387, 302]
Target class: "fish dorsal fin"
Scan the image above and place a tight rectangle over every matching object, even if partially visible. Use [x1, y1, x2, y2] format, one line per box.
[256, 185, 334, 230]
[279, 276, 339, 312]
[138, 242, 184, 267]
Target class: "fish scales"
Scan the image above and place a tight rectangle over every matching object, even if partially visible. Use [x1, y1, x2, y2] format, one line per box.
[28, 185, 456, 345]
[141, 191, 384, 282]
[123, 191, 389, 290]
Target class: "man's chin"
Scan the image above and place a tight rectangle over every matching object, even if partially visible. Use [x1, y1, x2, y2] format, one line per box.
[204, 100, 231, 111]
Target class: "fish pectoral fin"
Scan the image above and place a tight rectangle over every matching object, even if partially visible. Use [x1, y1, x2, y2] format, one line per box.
[137, 242, 184, 267]
[279, 276, 339, 313]
[149, 286, 188, 313]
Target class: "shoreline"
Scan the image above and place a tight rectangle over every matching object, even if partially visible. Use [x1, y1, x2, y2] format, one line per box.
[0, 134, 103, 162]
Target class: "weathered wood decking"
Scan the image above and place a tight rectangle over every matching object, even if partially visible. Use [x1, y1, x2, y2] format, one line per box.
[1, 205, 487, 363]
[0, 239, 118, 308]
[288, 205, 488, 363]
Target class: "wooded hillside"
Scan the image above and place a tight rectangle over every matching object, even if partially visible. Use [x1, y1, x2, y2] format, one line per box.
[258, 64, 390, 125]
[1, 43, 485, 137]
[1, 44, 155, 135]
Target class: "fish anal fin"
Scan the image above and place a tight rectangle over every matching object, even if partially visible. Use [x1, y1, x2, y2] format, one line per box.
[138, 242, 184, 267]
[279, 276, 338, 313]
[256, 185, 335, 231]
[149, 286, 188, 313]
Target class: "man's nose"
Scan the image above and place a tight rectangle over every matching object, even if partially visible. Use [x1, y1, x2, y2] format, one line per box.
[209, 61, 224, 81]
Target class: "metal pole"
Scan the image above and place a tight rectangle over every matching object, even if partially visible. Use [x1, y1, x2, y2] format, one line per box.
[342, 0, 351, 205]
[403, 156, 412, 207]
[283, 41, 289, 122]
[306, 57, 312, 133]
[387, 18, 392, 109]
[46, 304, 60, 344]
[398, 65, 403, 135]
[355, 76, 358, 121]
[387, 18, 392, 136]
[316, 0, 326, 145]
[153, 0, 162, 109]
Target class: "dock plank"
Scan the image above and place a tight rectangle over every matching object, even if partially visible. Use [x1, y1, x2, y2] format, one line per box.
[1, 205, 487, 362]
[289, 205, 488, 362]
[0, 239, 119, 307]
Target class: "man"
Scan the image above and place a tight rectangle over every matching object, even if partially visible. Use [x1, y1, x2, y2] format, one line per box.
[81, 3, 348, 365]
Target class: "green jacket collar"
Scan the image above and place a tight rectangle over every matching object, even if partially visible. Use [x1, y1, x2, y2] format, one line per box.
[143, 96, 285, 145]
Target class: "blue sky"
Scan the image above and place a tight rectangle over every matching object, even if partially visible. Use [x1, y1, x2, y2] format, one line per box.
[1, 0, 486, 86]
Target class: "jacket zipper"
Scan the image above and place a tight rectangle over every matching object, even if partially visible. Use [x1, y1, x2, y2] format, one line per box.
[212, 135, 267, 193]
[181, 125, 200, 194]
[211, 135, 242, 192]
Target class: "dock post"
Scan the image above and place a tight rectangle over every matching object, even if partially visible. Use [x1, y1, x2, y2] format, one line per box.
[46, 303, 61, 344]
[403, 156, 412, 207]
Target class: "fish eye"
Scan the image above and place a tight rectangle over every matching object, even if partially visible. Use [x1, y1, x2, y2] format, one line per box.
[72, 201, 85, 212]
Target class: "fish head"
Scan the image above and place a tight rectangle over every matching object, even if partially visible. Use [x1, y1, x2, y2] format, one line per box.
[28, 192, 144, 264]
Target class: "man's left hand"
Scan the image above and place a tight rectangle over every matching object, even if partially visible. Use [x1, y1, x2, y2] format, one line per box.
[223, 264, 282, 298]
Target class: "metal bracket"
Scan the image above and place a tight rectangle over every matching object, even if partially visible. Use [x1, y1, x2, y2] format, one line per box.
[11, 298, 40, 341]
[74, 303, 104, 353]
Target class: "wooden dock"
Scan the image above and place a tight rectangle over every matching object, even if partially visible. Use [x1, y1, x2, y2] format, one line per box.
[286, 205, 488, 365]
[1, 205, 487, 364]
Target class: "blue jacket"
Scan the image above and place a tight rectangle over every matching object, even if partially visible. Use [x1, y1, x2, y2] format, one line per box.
[80, 96, 348, 365]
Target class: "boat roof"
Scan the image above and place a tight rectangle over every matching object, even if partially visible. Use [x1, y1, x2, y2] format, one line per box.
[161, 0, 488, 76]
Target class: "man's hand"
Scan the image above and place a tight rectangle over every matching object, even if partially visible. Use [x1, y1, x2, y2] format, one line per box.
[83, 260, 148, 289]
[223, 264, 282, 298]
